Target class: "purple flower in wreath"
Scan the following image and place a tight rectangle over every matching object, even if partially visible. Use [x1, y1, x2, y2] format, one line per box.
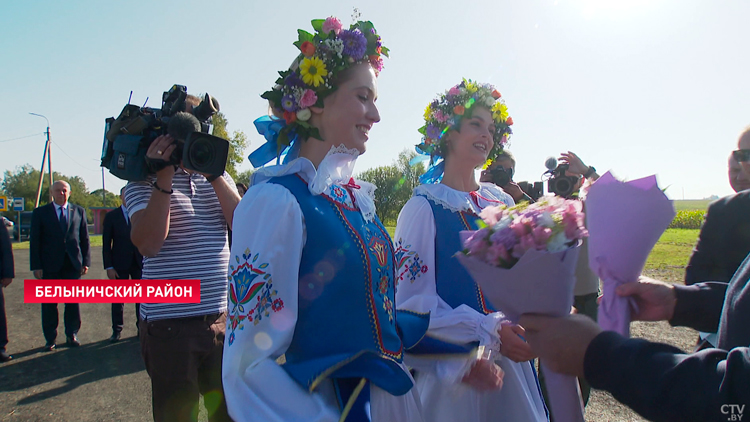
[284, 72, 303, 87]
[339, 29, 367, 59]
[426, 124, 442, 140]
[281, 95, 297, 112]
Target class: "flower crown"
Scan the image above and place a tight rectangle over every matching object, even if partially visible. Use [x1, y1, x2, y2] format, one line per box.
[416, 79, 514, 168]
[260, 17, 388, 147]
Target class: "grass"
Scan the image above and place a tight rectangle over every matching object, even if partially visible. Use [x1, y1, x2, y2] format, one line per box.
[12, 234, 103, 250]
[673, 199, 712, 211]
[644, 228, 698, 281]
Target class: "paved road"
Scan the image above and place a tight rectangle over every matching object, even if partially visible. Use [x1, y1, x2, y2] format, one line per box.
[0, 247, 159, 421]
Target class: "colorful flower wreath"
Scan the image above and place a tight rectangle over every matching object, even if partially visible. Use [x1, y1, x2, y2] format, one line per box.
[259, 17, 388, 150]
[415, 79, 514, 180]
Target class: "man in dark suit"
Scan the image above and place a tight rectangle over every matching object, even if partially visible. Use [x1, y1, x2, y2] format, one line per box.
[102, 187, 143, 342]
[30, 180, 90, 351]
[685, 127, 750, 348]
[0, 224, 13, 362]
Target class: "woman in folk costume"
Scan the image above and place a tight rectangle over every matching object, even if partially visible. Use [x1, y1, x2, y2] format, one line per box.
[394, 80, 548, 421]
[222, 17, 428, 422]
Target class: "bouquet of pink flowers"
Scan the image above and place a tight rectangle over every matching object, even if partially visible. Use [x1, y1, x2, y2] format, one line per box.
[456, 196, 588, 422]
[462, 196, 588, 269]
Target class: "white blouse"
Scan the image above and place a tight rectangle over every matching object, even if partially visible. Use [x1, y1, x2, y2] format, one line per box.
[394, 183, 548, 422]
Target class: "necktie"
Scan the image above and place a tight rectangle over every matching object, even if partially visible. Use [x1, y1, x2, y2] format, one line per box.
[59, 206, 67, 232]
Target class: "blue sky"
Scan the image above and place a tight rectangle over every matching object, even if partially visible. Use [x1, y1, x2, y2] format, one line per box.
[2, 0, 749, 200]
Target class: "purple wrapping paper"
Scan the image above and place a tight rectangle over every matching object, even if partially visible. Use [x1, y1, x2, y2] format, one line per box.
[455, 244, 584, 422]
[585, 171, 675, 337]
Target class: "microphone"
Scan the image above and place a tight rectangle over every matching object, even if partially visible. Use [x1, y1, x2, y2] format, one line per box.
[168, 112, 201, 141]
[545, 157, 558, 171]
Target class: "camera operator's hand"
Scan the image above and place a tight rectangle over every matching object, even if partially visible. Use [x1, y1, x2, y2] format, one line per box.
[558, 151, 588, 176]
[147, 135, 177, 163]
[502, 181, 526, 203]
[147, 135, 177, 183]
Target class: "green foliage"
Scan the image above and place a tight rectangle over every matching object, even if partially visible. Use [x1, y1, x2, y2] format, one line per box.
[235, 169, 253, 189]
[211, 112, 249, 181]
[90, 189, 121, 207]
[357, 149, 425, 225]
[669, 210, 705, 229]
[1, 164, 119, 224]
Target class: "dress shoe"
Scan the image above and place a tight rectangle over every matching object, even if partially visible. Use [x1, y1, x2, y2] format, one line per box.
[0, 350, 12, 362]
[44, 342, 56, 352]
[66, 334, 81, 347]
[109, 331, 121, 343]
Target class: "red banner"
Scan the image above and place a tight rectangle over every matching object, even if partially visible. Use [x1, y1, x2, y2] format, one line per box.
[24, 279, 201, 303]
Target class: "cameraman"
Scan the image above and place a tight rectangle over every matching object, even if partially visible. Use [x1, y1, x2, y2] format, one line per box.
[479, 150, 534, 203]
[125, 99, 240, 422]
[539, 151, 601, 410]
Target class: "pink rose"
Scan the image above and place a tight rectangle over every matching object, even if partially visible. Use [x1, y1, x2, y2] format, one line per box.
[322, 17, 343, 35]
[299, 89, 318, 109]
[448, 86, 461, 96]
[531, 226, 552, 249]
[480, 206, 503, 226]
[465, 228, 491, 260]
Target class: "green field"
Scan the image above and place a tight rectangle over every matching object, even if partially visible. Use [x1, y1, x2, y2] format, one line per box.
[673, 199, 712, 211]
[12, 234, 104, 250]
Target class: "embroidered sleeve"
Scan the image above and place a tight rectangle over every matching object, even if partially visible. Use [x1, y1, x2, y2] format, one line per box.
[223, 183, 338, 421]
[394, 195, 505, 383]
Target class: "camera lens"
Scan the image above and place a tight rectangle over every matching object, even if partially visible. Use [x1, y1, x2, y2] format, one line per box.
[189, 137, 215, 169]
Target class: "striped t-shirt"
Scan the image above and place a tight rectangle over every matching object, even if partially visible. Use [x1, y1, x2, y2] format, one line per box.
[124, 170, 232, 321]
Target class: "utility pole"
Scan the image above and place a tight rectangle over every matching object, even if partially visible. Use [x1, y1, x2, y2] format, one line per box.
[30, 113, 52, 207]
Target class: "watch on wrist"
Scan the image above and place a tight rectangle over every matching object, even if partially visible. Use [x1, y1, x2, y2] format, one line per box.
[583, 166, 596, 178]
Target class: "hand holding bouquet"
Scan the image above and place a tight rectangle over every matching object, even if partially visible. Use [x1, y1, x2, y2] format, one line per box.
[456, 196, 588, 422]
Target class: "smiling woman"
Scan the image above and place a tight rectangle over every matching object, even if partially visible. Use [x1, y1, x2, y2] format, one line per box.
[392, 80, 549, 421]
[223, 16, 428, 422]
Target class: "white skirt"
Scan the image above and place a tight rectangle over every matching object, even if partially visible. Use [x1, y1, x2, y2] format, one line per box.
[414, 356, 548, 422]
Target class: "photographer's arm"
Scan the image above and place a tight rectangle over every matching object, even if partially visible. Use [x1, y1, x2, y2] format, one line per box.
[129, 136, 177, 257]
[560, 151, 599, 181]
[210, 174, 241, 230]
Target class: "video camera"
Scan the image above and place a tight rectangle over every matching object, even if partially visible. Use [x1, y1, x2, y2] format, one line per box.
[489, 165, 543, 202]
[546, 162, 580, 198]
[101, 84, 229, 181]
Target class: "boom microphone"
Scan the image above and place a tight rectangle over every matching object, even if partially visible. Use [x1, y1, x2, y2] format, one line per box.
[168, 112, 201, 141]
[545, 157, 558, 171]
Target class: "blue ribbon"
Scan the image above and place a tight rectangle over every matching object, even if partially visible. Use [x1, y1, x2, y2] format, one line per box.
[247, 116, 299, 168]
[419, 159, 445, 184]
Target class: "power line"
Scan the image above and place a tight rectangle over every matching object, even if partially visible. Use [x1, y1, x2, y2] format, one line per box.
[51, 141, 101, 173]
[0, 132, 44, 143]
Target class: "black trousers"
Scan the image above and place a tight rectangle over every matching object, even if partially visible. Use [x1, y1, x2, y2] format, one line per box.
[0, 285, 8, 351]
[111, 266, 143, 333]
[41, 255, 81, 343]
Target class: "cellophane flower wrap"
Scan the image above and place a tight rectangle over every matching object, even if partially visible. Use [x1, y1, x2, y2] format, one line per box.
[584, 171, 675, 337]
[456, 196, 588, 422]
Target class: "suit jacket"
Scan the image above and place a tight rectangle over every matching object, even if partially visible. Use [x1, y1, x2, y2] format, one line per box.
[30, 202, 90, 272]
[102, 206, 142, 272]
[0, 225, 13, 279]
[685, 190, 750, 285]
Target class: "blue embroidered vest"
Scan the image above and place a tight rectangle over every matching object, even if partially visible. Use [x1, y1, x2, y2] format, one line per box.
[424, 196, 495, 315]
[269, 174, 426, 397]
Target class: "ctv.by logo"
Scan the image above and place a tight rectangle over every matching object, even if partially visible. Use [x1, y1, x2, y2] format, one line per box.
[722, 404, 745, 421]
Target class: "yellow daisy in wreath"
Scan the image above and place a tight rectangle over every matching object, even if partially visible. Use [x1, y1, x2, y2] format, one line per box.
[491, 101, 509, 122]
[300, 56, 328, 87]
